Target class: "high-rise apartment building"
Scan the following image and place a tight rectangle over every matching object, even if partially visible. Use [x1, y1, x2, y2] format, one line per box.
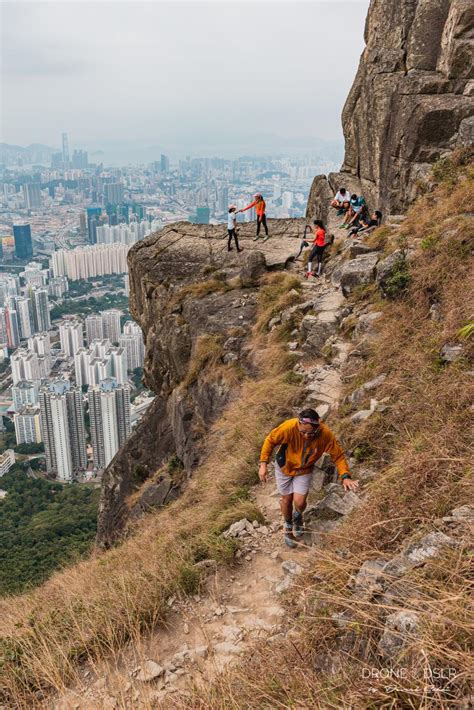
[161, 154, 170, 173]
[13, 224, 33, 259]
[14, 406, 42, 444]
[104, 182, 124, 205]
[30, 288, 51, 333]
[39, 379, 87, 481]
[12, 380, 40, 410]
[21, 262, 48, 287]
[62, 132, 70, 165]
[11, 348, 50, 384]
[88, 378, 131, 470]
[59, 320, 84, 357]
[27, 333, 50, 359]
[120, 320, 144, 371]
[48, 276, 69, 298]
[10, 297, 33, 339]
[0, 307, 20, 349]
[0, 275, 20, 305]
[72, 149, 88, 168]
[22, 183, 42, 209]
[85, 314, 104, 344]
[86, 206, 102, 244]
[101, 309, 121, 344]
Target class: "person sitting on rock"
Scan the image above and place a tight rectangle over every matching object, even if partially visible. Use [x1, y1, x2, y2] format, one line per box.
[331, 187, 351, 216]
[237, 193, 269, 241]
[258, 408, 358, 548]
[305, 219, 333, 278]
[339, 194, 366, 229]
[227, 205, 243, 252]
[348, 210, 382, 238]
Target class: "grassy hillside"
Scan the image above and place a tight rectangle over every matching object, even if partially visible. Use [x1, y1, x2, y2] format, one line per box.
[176, 157, 474, 708]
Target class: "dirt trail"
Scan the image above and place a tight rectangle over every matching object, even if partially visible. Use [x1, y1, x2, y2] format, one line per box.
[53, 211, 354, 709]
[53, 477, 321, 709]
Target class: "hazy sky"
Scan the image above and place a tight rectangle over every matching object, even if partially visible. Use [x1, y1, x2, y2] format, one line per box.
[1, 1, 370, 154]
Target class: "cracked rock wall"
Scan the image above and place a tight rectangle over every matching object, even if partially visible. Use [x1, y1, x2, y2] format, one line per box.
[309, 0, 473, 218]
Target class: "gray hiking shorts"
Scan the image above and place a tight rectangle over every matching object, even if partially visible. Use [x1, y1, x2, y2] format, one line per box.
[274, 462, 312, 496]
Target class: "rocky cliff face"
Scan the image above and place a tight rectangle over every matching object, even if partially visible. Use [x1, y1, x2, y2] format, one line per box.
[308, 0, 473, 218]
[97, 220, 303, 547]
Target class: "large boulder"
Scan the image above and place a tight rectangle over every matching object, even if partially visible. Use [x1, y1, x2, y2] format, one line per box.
[239, 251, 266, 286]
[333, 254, 379, 296]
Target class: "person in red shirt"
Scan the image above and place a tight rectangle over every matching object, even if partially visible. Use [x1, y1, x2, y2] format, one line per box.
[238, 193, 269, 240]
[305, 220, 331, 278]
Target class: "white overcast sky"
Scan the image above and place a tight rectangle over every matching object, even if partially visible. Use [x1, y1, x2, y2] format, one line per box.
[1, 1, 370, 153]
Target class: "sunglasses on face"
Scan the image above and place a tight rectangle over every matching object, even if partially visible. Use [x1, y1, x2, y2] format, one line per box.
[298, 426, 319, 436]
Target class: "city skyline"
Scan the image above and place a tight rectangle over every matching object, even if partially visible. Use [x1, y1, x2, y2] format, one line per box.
[2, 1, 369, 152]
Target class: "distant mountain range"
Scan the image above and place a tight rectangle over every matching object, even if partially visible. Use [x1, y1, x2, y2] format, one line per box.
[0, 143, 58, 165]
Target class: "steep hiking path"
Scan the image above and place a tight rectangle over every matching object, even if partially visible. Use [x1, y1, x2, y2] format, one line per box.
[53, 211, 372, 709]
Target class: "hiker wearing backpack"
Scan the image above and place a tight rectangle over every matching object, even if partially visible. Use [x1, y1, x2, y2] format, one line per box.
[258, 408, 358, 548]
[238, 193, 269, 240]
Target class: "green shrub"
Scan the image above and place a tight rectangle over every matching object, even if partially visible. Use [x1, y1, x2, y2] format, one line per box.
[383, 254, 411, 299]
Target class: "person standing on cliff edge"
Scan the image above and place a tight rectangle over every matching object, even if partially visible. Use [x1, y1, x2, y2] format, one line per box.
[237, 193, 269, 241]
[258, 408, 358, 548]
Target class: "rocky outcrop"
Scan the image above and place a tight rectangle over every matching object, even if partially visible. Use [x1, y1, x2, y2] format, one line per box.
[307, 0, 474, 218]
[97, 220, 304, 547]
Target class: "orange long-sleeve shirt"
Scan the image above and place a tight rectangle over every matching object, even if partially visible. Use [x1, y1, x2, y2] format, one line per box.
[260, 418, 350, 478]
[241, 199, 266, 217]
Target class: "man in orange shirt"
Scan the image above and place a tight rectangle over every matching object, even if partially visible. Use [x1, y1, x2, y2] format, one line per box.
[238, 193, 269, 241]
[259, 408, 358, 547]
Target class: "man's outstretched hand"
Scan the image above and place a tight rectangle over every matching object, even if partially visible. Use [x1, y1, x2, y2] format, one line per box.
[342, 477, 359, 491]
[258, 463, 268, 483]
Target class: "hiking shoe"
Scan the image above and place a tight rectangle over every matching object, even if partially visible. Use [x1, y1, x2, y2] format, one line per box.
[253, 235, 260, 241]
[237, 248, 243, 252]
[228, 247, 233, 251]
[293, 511, 304, 539]
[262, 235, 270, 242]
[284, 522, 297, 548]
[338, 223, 346, 229]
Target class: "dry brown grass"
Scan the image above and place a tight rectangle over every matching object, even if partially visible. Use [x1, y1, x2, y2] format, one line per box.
[181, 334, 225, 388]
[167, 162, 474, 708]
[0, 275, 303, 709]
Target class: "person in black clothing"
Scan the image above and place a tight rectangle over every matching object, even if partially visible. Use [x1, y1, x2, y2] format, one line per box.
[348, 210, 382, 237]
[227, 205, 242, 252]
